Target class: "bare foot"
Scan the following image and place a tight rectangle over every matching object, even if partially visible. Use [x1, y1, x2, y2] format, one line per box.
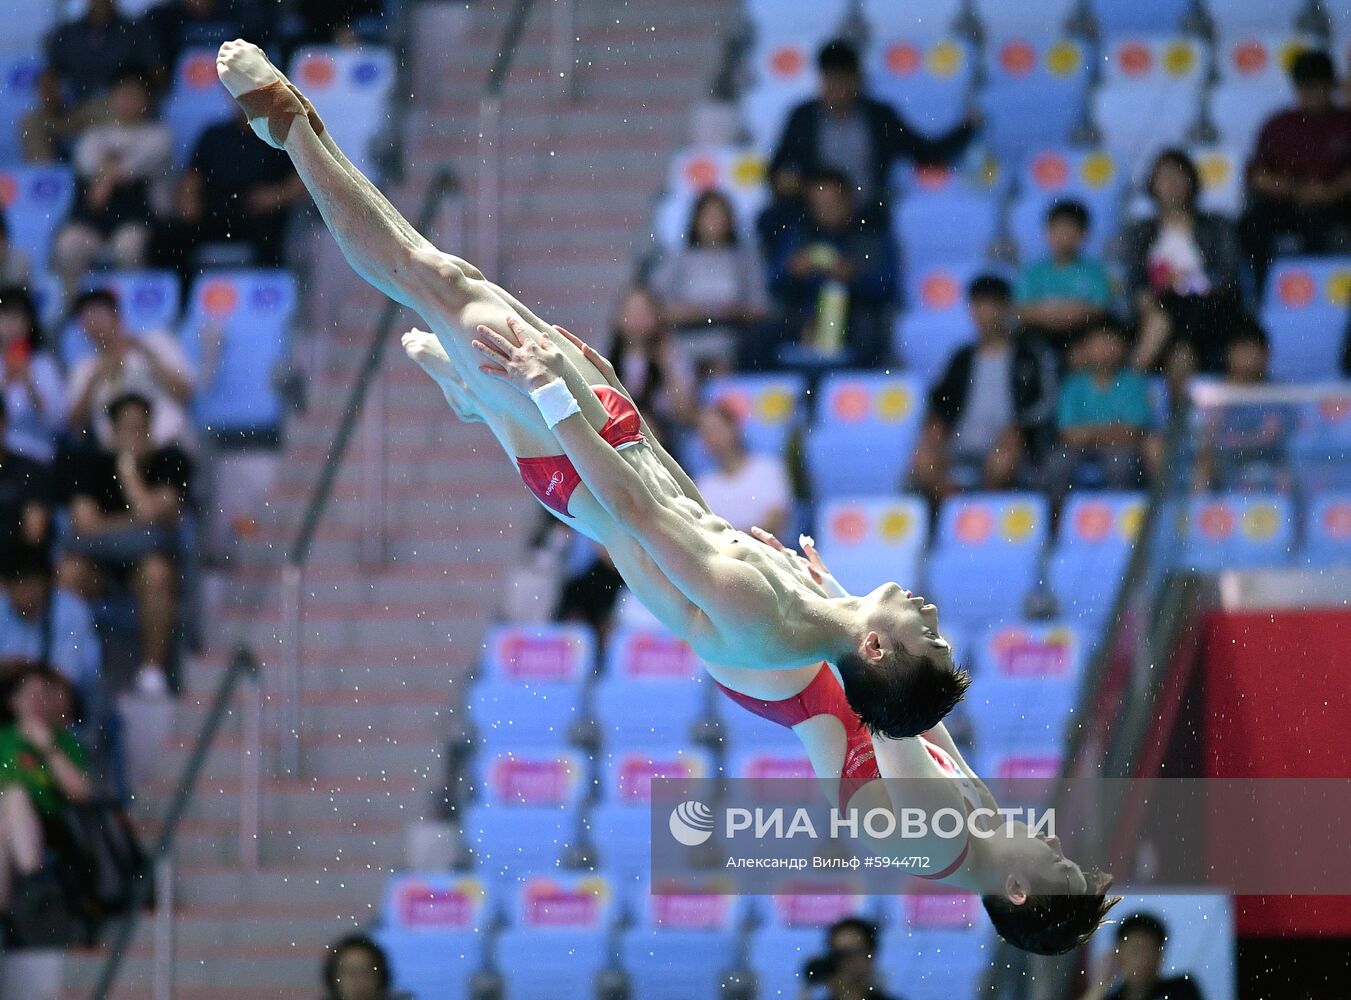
[402, 329, 484, 424]
[216, 39, 287, 147]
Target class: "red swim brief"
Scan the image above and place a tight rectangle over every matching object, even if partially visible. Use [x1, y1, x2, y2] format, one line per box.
[517, 385, 645, 517]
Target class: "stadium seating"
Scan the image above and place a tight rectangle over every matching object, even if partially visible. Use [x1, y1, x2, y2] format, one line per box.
[972, 0, 1079, 37]
[1259, 257, 1351, 383]
[979, 37, 1091, 160]
[654, 146, 768, 248]
[1093, 37, 1208, 174]
[749, 892, 874, 999]
[1182, 493, 1295, 571]
[620, 890, 743, 999]
[288, 46, 396, 180]
[593, 628, 707, 747]
[1207, 80, 1291, 156]
[180, 269, 298, 437]
[375, 874, 491, 1000]
[1089, 0, 1193, 34]
[0, 165, 75, 266]
[1213, 33, 1313, 88]
[745, 0, 849, 41]
[0, 55, 41, 166]
[805, 373, 924, 499]
[701, 373, 807, 457]
[814, 495, 929, 595]
[164, 48, 237, 167]
[1189, 145, 1245, 216]
[860, 0, 964, 36]
[926, 493, 1050, 630]
[0, 0, 57, 59]
[462, 748, 587, 873]
[470, 624, 594, 748]
[1300, 492, 1351, 567]
[1289, 391, 1351, 493]
[892, 311, 973, 387]
[1047, 492, 1146, 642]
[1206, 0, 1302, 36]
[742, 35, 819, 154]
[1010, 149, 1124, 260]
[495, 874, 616, 998]
[895, 190, 1000, 266]
[864, 35, 974, 139]
[876, 894, 992, 1000]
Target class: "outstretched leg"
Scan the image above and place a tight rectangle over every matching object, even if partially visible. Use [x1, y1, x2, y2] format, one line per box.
[402, 328, 484, 424]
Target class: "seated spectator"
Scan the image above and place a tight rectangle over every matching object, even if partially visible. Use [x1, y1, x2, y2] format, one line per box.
[804, 917, 900, 1000]
[57, 393, 192, 697]
[0, 288, 66, 463]
[44, 0, 151, 107]
[1194, 323, 1289, 492]
[1015, 200, 1112, 369]
[910, 275, 1057, 504]
[692, 401, 791, 535]
[140, 0, 271, 86]
[322, 932, 396, 1000]
[765, 38, 975, 239]
[768, 169, 897, 367]
[607, 285, 695, 441]
[66, 289, 195, 450]
[0, 545, 101, 719]
[1045, 319, 1157, 507]
[0, 400, 52, 552]
[1123, 150, 1245, 391]
[54, 73, 171, 296]
[0, 664, 93, 918]
[555, 542, 624, 640]
[0, 216, 31, 287]
[1079, 911, 1204, 1000]
[290, 0, 384, 51]
[151, 112, 305, 273]
[1240, 50, 1351, 292]
[649, 190, 769, 375]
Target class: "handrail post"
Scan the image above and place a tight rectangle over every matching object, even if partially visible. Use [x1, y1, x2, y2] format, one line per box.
[151, 856, 174, 1000]
[240, 658, 262, 870]
[478, 95, 501, 279]
[280, 563, 304, 776]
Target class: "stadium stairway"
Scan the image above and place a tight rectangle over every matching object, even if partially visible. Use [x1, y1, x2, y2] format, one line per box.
[54, 0, 734, 996]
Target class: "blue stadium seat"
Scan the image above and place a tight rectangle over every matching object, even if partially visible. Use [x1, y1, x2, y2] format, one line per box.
[1213, 33, 1313, 88]
[180, 270, 297, 436]
[0, 166, 74, 266]
[1015, 149, 1125, 249]
[963, 670, 1080, 771]
[376, 874, 492, 1000]
[60, 270, 182, 369]
[461, 802, 581, 874]
[814, 496, 929, 595]
[0, 56, 41, 166]
[876, 895, 992, 1000]
[1289, 393, 1351, 494]
[1183, 493, 1295, 570]
[926, 493, 1050, 630]
[1047, 491, 1145, 635]
[596, 747, 713, 805]
[1259, 257, 1351, 382]
[588, 747, 712, 881]
[860, 0, 964, 35]
[496, 874, 617, 997]
[1206, 81, 1291, 155]
[903, 260, 988, 317]
[592, 673, 708, 747]
[1207, 0, 1301, 36]
[471, 624, 594, 747]
[746, 0, 849, 41]
[895, 191, 1000, 266]
[163, 49, 236, 167]
[1301, 493, 1351, 567]
[742, 36, 819, 153]
[0, 0, 57, 59]
[654, 146, 768, 248]
[805, 372, 924, 499]
[1189, 145, 1245, 217]
[481, 623, 596, 681]
[287, 46, 395, 180]
[980, 38, 1091, 159]
[621, 890, 744, 1000]
[701, 374, 807, 457]
[973, 0, 1079, 36]
[972, 621, 1085, 681]
[1090, 0, 1192, 34]
[865, 36, 974, 139]
[1009, 191, 1117, 262]
[892, 311, 972, 387]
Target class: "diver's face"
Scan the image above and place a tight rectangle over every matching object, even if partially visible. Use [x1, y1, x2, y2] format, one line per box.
[1002, 823, 1089, 897]
[862, 584, 950, 660]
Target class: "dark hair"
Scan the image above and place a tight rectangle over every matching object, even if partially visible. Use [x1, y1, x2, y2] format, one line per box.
[686, 189, 739, 248]
[322, 934, 390, 999]
[0, 662, 62, 725]
[1227, 320, 1269, 353]
[1147, 149, 1200, 209]
[808, 168, 853, 194]
[73, 288, 119, 316]
[0, 211, 8, 239]
[1117, 911, 1169, 947]
[110, 69, 151, 93]
[1046, 198, 1090, 231]
[107, 390, 154, 423]
[1083, 316, 1129, 342]
[967, 273, 1012, 303]
[817, 39, 860, 75]
[0, 542, 50, 583]
[609, 285, 669, 414]
[827, 916, 879, 954]
[1291, 49, 1335, 87]
[0, 286, 42, 351]
[836, 647, 971, 739]
[982, 870, 1120, 956]
[701, 399, 746, 451]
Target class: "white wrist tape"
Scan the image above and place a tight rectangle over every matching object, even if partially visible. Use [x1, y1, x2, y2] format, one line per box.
[799, 534, 849, 599]
[529, 378, 581, 429]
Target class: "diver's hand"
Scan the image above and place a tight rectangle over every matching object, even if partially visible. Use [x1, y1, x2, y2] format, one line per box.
[473, 315, 568, 394]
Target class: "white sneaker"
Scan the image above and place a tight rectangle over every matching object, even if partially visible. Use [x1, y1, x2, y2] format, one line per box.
[135, 665, 170, 698]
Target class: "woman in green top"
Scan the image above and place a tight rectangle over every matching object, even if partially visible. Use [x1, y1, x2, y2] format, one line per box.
[0, 664, 92, 912]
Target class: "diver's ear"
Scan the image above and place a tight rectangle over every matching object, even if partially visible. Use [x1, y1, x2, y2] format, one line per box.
[861, 631, 884, 662]
[1004, 873, 1028, 906]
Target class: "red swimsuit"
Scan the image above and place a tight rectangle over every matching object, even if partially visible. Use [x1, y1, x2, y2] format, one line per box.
[517, 385, 645, 517]
[716, 664, 970, 880]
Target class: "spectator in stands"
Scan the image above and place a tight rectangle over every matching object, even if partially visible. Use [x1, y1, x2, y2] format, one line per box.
[0, 544, 101, 715]
[813, 917, 901, 1000]
[766, 39, 976, 236]
[290, 0, 384, 50]
[606, 285, 695, 441]
[54, 72, 171, 297]
[0, 400, 51, 552]
[768, 169, 897, 367]
[692, 400, 791, 535]
[151, 112, 305, 273]
[0, 216, 31, 286]
[0, 288, 66, 463]
[141, 0, 271, 86]
[1015, 200, 1112, 369]
[1240, 50, 1351, 292]
[58, 392, 192, 697]
[1194, 323, 1288, 492]
[44, 0, 150, 106]
[321, 933, 396, 1000]
[1079, 911, 1204, 1000]
[1123, 150, 1244, 392]
[555, 541, 624, 639]
[910, 275, 1056, 504]
[0, 664, 92, 915]
[65, 289, 195, 450]
[1044, 319, 1156, 507]
[649, 190, 770, 375]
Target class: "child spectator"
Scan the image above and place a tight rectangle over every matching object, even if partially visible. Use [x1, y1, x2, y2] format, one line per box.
[53, 73, 171, 296]
[692, 401, 791, 536]
[1194, 324, 1289, 492]
[649, 190, 769, 375]
[1045, 319, 1156, 506]
[1015, 200, 1112, 368]
[0, 288, 66, 463]
[44, 0, 150, 106]
[910, 275, 1057, 504]
[65, 289, 195, 451]
[58, 393, 192, 698]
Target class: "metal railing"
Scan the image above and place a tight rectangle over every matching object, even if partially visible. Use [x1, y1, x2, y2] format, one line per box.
[279, 168, 462, 775]
[91, 648, 260, 1000]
